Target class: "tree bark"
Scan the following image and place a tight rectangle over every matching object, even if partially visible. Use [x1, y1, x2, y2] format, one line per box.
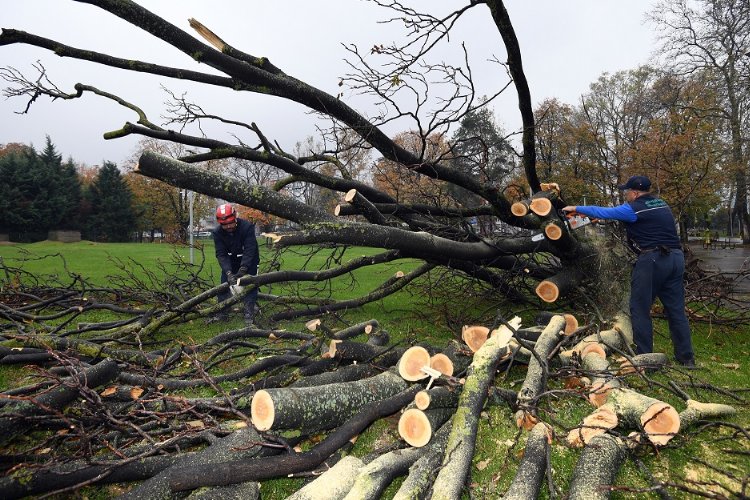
[429, 319, 516, 500]
[392, 421, 452, 500]
[514, 315, 567, 427]
[567, 433, 627, 500]
[169, 386, 421, 491]
[342, 446, 426, 500]
[503, 422, 552, 500]
[251, 369, 410, 432]
[287, 455, 364, 500]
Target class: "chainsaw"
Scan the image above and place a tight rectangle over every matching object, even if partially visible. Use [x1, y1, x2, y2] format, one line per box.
[563, 211, 594, 230]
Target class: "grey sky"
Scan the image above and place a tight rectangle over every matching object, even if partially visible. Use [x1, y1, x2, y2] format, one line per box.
[1, 1, 658, 166]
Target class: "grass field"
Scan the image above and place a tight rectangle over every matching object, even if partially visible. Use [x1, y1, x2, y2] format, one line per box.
[0, 240, 748, 499]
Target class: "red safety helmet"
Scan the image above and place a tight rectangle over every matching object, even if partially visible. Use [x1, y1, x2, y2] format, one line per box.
[216, 203, 237, 225]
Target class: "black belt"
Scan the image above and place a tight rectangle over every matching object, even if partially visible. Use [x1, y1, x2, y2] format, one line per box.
[639, 245, 674, 255]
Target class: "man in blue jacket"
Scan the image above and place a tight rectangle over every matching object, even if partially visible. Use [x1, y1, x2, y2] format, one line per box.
[210, 203, 259, 324]
[562, 175, 696, 367]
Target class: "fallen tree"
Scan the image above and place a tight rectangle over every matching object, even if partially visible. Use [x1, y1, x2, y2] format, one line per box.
[0, 1, 748, 499]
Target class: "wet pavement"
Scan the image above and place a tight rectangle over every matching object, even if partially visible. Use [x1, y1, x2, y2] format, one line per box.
[687, 240, 750, 293]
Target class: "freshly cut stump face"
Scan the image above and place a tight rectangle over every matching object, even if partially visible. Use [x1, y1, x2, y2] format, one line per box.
[398, 408, 432, 447]
[529, 197, 552, 216]
[462, 325, 490, 352]
[580, 342, 607, 359]
[414, 391, 431, 411]
[398, 346, 431, 381]
[250, 390, 275, 431]
[641, 402, 680, 446]
[429, 353, 454, 376]
[588, 380, 616, 407]
[544, 223, 563, 240]
[563, 313, 579, 334]
[511, 201, 529, 216]
[567, 407, 618, 447]
[535, 281, 559, 303]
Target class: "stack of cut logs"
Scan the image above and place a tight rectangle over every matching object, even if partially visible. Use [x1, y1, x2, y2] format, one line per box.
[238, 312, 736, 500]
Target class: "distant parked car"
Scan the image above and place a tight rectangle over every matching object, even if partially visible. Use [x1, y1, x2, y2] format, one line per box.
[193, 231, 212, 238]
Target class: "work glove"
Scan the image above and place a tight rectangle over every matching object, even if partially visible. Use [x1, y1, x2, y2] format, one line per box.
[237, 266, 248, 277]
[226, 271, 237, 286]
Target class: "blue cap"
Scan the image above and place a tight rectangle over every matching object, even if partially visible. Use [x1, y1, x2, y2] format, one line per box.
[618, 175, 651, 191]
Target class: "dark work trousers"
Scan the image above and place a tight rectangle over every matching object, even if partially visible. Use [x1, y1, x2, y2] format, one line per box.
[630, 249, 694, 363]
[217, 257, 258, 314]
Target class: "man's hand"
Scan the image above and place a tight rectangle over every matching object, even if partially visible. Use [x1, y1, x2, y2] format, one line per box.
[561, 206, 577, 213]
[237, 266, 248, 277]
[226, 271, 237, 286]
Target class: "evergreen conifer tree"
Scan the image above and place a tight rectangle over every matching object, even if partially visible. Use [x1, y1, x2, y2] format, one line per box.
[83, 161, 135, 242]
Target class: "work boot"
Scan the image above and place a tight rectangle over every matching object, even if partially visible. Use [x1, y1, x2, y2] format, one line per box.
[243, 304, 255, 325]
[677, 358, 698, 370]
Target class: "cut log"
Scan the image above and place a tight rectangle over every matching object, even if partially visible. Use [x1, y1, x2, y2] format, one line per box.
[397, 346, 431, 381]
[461, 325, 490, 352]
[251, 370, 409, 433]
[529, 197, 552, 216]
[534, 266, 587, 303]
[514, 315, 567, 427]
[566, 406, 618, 448]
[429, 353, 454, 376]
[430, 317, 518, 500]
[331, 319, 380, 341]
[287, 455, 363, 500]
[567, 433, 627, 500]
[170, 387, 421, 491]
[342, 446, 426, 500]
[618, 352, 668, 375]
[604, 388, 680, 446]
[503, 422, 553, 500]
[543, 220, 564, 240]
[398, 407, 454, 447]
[392, 421, 452, 500]
[534, 311, 579, 334]
[535, 280, 559, 303]
[342, 188, 388, 225]
[580, 351, 621, 407]
[414, 386, 460, 411]
[511, 200, 529, 216]
[289, 363, 380, 389]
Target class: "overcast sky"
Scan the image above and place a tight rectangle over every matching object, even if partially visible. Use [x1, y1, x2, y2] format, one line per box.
[1, 1, 659, 166]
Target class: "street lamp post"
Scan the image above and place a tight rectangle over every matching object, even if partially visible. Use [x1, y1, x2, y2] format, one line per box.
[188, 190, 195, 265]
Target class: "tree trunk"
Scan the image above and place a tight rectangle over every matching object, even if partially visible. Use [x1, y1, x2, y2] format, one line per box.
[342, 446, 426, 500]
[392, 421, 452, 500]
[169, 386, 420, 491]
[503, 422, 552, 500]
[251, 369, 410, 433]
[514, 315, 567, 427]
[429, 319, 516, 500]
[287, 455, 364, 500]
[567, 434, 627, 500]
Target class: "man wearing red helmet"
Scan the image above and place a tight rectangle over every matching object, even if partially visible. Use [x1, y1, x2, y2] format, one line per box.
[210, 203, 259, 324]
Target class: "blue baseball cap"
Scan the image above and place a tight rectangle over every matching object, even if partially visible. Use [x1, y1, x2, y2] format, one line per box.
[618, 175, 651, 191]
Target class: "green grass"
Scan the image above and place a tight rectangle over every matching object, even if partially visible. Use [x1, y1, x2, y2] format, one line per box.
[0, 240, 748, 499]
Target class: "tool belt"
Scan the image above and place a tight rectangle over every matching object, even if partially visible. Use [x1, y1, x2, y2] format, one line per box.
[639, 245, 671, 256]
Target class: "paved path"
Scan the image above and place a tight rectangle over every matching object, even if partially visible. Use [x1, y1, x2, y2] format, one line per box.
[687, 241, 750, 293]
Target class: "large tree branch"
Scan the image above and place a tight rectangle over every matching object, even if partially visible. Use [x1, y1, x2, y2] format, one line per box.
[485, 1, 540, 192]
